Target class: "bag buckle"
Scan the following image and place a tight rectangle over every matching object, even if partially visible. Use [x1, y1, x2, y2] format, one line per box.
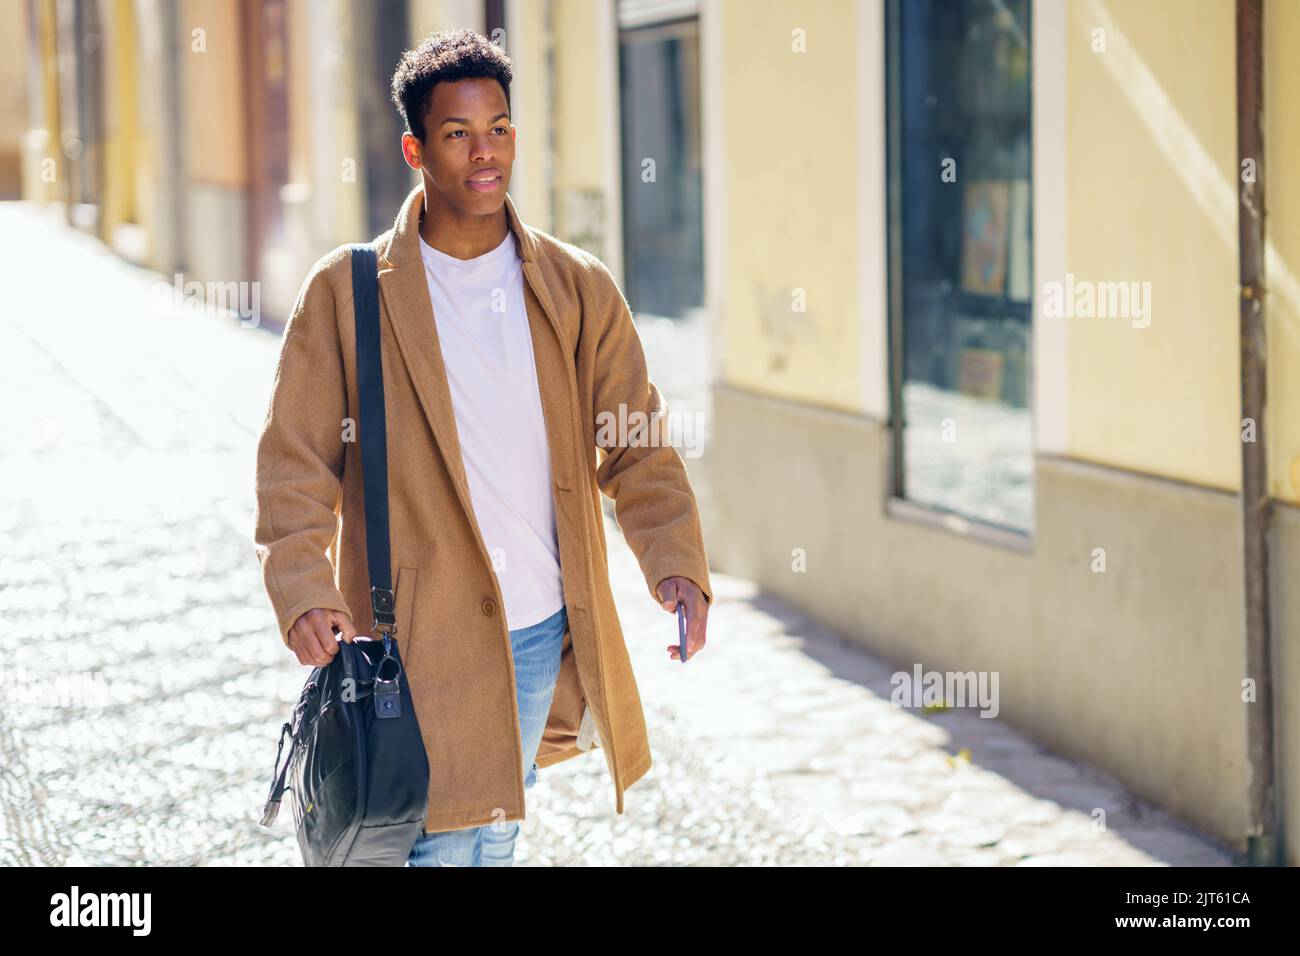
[371, 586, 397, 637]
[374, 636, 403, 719]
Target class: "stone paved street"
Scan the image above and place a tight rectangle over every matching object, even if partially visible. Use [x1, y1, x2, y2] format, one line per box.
[0, 203, 1243, 866]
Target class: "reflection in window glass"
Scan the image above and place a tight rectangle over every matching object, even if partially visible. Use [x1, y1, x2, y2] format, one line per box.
[886, 0, 1033, 534]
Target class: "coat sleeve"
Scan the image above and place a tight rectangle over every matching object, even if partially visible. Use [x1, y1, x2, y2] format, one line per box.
[253, 255, 354, 647]
[584, 256, 713, 608]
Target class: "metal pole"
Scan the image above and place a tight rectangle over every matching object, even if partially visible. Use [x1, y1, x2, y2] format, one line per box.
[1235, 0, 1279, 867]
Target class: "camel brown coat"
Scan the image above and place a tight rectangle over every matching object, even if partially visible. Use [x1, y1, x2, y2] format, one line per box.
[253, 183, 712, 834]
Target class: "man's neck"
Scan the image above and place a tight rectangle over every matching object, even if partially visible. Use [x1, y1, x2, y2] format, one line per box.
[419, 191, 510, 261]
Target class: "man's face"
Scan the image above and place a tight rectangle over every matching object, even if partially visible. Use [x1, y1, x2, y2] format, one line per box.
[403, 77, 515, 215]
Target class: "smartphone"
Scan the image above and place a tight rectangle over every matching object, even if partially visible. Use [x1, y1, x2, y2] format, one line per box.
[677, 600, 688, 663]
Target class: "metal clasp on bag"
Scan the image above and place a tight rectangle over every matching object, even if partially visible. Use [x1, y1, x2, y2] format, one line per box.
[370, 586, 402, 719]
[371, 585, 397, 638]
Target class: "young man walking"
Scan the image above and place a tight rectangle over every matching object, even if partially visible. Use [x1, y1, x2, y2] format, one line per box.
[253, 29, 712, 866]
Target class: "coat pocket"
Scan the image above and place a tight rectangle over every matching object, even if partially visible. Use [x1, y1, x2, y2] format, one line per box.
[394, 566, 419, 668]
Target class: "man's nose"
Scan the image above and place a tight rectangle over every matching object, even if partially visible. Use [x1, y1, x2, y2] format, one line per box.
[471, 135, 496, 162]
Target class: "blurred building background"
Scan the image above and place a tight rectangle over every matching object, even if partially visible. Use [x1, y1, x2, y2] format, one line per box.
[10, 0, 1300, 864]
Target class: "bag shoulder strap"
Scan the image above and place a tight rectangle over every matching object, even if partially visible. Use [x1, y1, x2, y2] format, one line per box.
[259, 246, 393, 829]
[348, 243, 396, 636]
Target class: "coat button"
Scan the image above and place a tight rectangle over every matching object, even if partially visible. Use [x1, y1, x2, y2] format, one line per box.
[481, 597, 497, 616]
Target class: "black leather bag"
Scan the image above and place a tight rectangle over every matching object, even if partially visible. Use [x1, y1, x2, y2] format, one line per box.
[259, 242, 430, 866]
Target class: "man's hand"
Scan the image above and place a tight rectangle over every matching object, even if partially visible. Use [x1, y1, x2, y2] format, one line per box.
[287, 608, 359, 666]
[656, 577, 709, 662]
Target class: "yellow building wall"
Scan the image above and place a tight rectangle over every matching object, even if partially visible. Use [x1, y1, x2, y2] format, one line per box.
[101, 0, 141, 238]
[1265, 0, 1300, 504]
[500, 0, 552, 231]
[182, 0, 246, 188]
[719, 0, 863, 412]
[0, 0, 28, 196]
[553, 0, 609, 254]
[1064, 0, 1239, 490]
[554, 1, 602, 191]
[22, 0, 62, 203]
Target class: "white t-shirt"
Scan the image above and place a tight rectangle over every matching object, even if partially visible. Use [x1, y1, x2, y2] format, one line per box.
[419, 229, 565, 630]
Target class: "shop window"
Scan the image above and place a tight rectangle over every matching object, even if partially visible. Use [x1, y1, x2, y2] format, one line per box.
[885, 0, 1033, 534]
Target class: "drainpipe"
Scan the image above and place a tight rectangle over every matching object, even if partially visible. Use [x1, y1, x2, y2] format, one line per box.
[1235, 0, 1278, 867]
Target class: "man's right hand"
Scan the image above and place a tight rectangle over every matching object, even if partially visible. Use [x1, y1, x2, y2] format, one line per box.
[288, 609, 359, 666]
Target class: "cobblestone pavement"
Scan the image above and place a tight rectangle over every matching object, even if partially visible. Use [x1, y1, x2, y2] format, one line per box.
[0, 203, 1242, 866]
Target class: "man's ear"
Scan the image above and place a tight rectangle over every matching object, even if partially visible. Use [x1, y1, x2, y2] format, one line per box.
[401, 132, 422, 171]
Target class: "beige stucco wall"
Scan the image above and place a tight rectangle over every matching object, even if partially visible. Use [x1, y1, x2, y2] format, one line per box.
[716, 0, 865, 413]
[1063, 0, 1239, 490]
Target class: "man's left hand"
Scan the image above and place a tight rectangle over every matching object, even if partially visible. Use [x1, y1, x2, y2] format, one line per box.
[655, 576, 709, 662]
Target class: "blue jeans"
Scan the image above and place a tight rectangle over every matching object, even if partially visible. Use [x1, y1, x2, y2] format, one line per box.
[406, 604, 567, 867]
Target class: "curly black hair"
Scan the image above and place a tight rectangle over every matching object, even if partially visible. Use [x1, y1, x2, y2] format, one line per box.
[390, 29, 513, 143]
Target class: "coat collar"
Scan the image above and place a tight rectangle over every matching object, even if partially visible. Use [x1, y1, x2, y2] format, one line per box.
[378, 183, 538, 268]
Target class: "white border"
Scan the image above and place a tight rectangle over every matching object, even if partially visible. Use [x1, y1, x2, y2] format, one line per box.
[1032, 0, 1068, 453]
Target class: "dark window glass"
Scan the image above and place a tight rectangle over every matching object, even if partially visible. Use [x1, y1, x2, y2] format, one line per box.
[886, 0, 1033, 534]
[619, 17, 704, 318]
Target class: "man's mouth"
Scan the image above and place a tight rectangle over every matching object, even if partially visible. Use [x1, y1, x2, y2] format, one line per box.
[467, 172, 503, 192]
